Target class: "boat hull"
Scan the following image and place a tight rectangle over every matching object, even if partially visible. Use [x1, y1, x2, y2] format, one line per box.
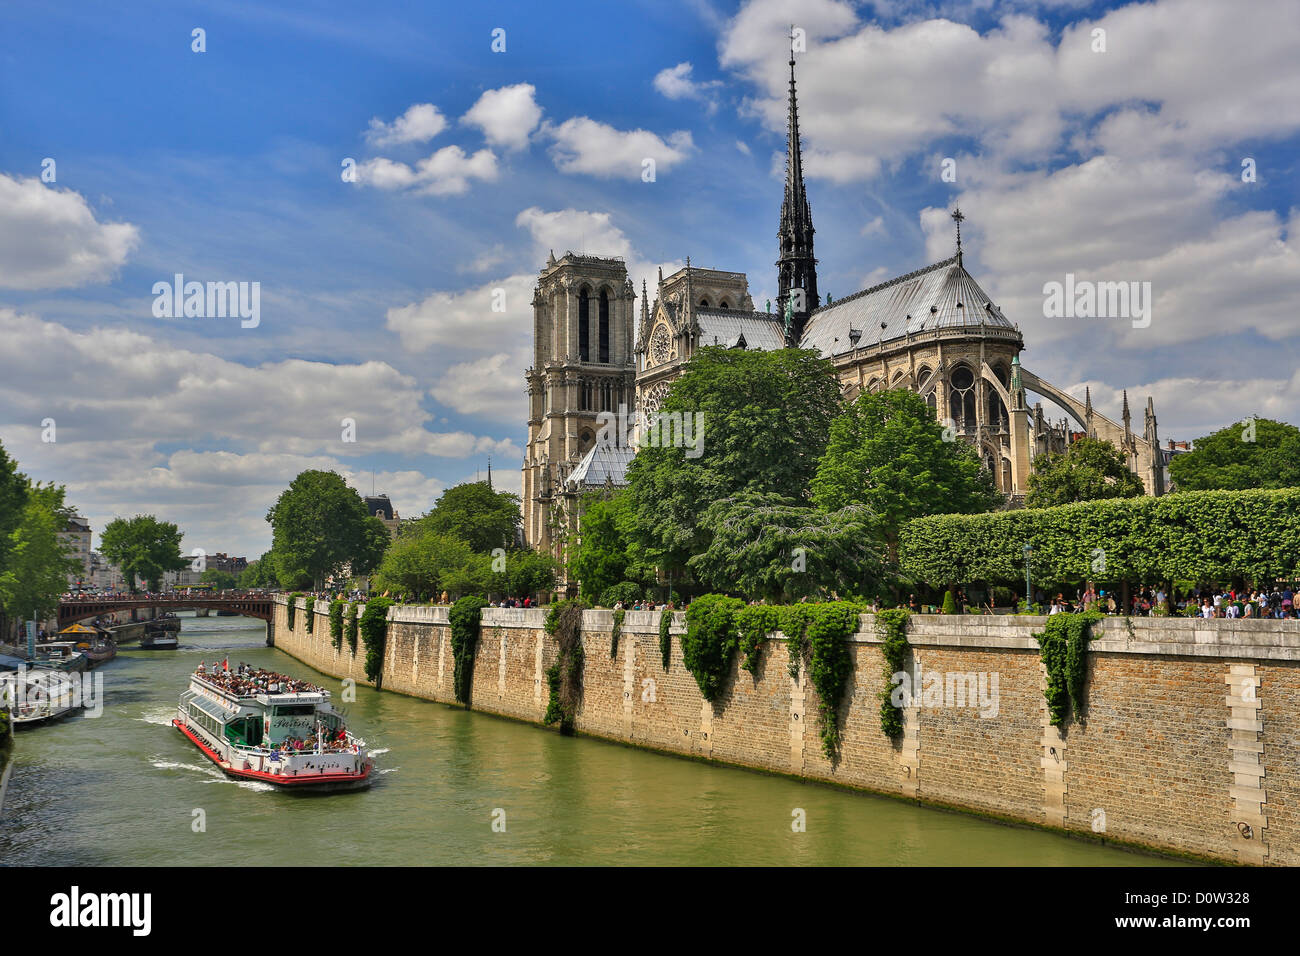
[172, 719, 373, 792]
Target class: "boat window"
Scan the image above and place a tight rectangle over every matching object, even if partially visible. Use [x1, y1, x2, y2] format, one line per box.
[274, 704, 315, 717]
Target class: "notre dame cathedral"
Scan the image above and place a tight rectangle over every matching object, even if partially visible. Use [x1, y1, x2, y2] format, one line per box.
[521, 54, 1168, 564]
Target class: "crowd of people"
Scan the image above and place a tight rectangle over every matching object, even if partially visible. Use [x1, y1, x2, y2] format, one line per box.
[1037, 582, 1299, 618]
[196, 661, 324, 696]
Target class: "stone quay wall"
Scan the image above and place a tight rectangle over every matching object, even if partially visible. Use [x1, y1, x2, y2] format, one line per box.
[272, 597, 1300, 865]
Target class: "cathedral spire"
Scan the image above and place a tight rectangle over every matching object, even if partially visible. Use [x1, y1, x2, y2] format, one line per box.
[776, 36, 818, 344]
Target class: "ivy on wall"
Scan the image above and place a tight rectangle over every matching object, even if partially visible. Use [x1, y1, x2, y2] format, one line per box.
[359, 598, 393, 688]
[345, 603, 359, 652]
[682, 594, 746, 702]
[328, 598, 345, 650]
[735, 605, 781, 676]
[610, 607, 625, 660]
[544, 598, 587, 733]
[287, 593, 303, 631]
[874, 609, 911, 738]
[449, 596, 488, 706]
[304, 598, 315, 634]
[658, 609, 672, 670]
[1035, 610, 1103, 727]
[798, 602, 862, 760]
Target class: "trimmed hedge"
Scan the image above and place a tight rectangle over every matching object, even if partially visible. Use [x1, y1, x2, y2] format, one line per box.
[898, 488, 1300, 587]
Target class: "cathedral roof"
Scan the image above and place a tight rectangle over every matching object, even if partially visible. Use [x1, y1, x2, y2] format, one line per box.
[798, 256, 1016, 358]
[566, 442, 634, 490]
[695, 309, 786, 352]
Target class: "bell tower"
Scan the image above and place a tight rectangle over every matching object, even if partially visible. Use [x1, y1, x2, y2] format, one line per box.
[522, 252, 637, 557]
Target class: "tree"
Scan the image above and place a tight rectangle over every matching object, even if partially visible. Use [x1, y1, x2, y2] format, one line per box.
[265, 470, 378, 589]
[100, 515, 187, 592]
[494, 548, 559, 600]
[1026, 436, 1145, 507]
[689, 493, 886, 602]
[811, 389, 1000, 549]
[371, 531, 479, 601]
[420, 482, 522, 554]
[0, 441, 29, 571]
[625, 346, 842, 578]
[568, 490, 654, 601]
[1169, 418, 1300, 491]
[200, 568, 239, 590]
[0, 483, 80, 622]
[238, 553, 278, 588]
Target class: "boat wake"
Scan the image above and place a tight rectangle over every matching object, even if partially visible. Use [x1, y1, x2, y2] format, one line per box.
[149, 757, 276, 792]
[369, 748, 391, 757]
[133, 708, 178, 727]
[376, 767, 399, 775]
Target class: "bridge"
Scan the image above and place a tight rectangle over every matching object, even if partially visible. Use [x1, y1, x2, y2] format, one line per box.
[58, 593, 276, 628]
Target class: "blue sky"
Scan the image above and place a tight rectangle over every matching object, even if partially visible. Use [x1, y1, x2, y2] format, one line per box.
[1, 0, 1298, 559]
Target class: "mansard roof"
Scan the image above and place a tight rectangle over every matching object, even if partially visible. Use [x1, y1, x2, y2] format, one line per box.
[798, 256, 1017, 358]
[695, 309, 786, 352]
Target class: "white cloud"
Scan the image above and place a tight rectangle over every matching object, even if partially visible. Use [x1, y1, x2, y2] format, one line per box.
[357, 145, 498, 196]
[385, 273, 534, 352]
[0, 173, 139, 290]
[462, 83, 543, 151]
[654, 62, 722, 111]
[547, 117, 694, 179]
[430, 348, 532, 424]
[365, 103, 447, 146]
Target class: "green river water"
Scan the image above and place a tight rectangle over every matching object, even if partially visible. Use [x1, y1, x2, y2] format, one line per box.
[0, 615, 1181, 866]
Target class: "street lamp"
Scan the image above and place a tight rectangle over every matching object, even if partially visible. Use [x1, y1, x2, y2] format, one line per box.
[1023, 544, 1033, 610]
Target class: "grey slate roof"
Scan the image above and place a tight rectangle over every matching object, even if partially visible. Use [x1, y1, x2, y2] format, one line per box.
[696, 309, 786, 352]
[566, 442, 635, 489]
[799, 256, 1015, 358]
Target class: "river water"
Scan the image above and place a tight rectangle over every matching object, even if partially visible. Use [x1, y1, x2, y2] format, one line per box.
[0, 615, 1179, 866]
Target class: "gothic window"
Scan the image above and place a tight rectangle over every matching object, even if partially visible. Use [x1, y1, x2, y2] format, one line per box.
[1001, 458, 1013, 492]
[578, 286, 591, 362]
[925, 390, 937, 416]
[698, 298, 710, 308]
[992, 363, 1009, 389]
[650, 325, 672, 366]
[599, 289, 610, 363]
[948, 364, 976, 430]
[986, 389, 1008, 432]
[719, 300, 730, 310]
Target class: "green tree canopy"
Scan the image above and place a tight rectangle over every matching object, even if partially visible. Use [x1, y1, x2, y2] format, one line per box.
[200, 568, 239, 590]
[265, 470, 378, 589]
[569, 490, 654, 601]
[810, 388, 1000, 546]
[0, 441, 29, 571]
[625, 346, 842, 577]
[1169, 418, 1300, 491]
[0, 483, 81, 622]
[1025, 435, 1145, 507]
[689, 493, 886, 603]
[493, 548, 558, 600]
[238, 553, 278, 588]
[371, 530, 481, 601]
[100, 514, 187, 592]
[419, 482, 521, 554]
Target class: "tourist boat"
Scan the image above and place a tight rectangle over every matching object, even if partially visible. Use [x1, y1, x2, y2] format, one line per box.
[139, 630, 178, 650]
[0, 668, 81, 727]
[31, 642, 89, 673]
[172, 666, 373, 791]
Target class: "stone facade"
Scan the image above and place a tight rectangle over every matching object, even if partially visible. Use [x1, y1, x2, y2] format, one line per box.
[274, 597, 1299, 864]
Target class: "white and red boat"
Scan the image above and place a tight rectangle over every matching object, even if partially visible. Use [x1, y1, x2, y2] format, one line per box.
[173, 665, 373, 792]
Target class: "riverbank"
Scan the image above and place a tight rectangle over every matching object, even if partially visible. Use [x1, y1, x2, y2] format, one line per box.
[273, 597, 1298, 866]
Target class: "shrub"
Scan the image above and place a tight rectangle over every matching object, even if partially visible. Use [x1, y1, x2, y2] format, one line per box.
[600, 582, 643, 608]
[682, 594, 746, 702]
[1035, 611, 1102, 727]
[328, 598, 345, 649]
